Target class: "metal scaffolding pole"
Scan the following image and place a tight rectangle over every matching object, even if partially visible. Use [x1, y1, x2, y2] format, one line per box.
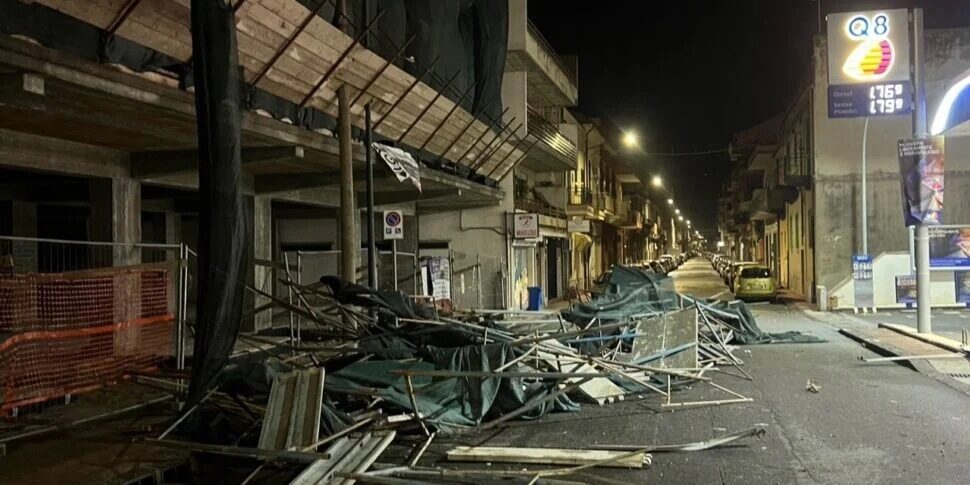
[366, 103, 377, 288]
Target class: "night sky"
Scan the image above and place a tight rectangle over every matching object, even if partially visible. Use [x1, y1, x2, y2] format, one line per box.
[529, 0, 970, 234]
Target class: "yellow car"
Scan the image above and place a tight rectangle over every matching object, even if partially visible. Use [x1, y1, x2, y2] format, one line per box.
[733, 264, 777, 301]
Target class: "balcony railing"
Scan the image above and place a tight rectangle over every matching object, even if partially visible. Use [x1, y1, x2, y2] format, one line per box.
[527, 20, 578, 88]
[570, 187, 594, 207]
[516, 197, 566, 219]
[527, 104, 578, 164]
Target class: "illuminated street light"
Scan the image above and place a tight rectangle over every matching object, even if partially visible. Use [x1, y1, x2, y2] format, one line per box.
[652, 176, 663, 187]
[622, 130, 639, 148]
[678, 215, 684, 221]
[667, 198, 674, 205]
[675, 209, 680, 215]
[687, 220, 692, 225]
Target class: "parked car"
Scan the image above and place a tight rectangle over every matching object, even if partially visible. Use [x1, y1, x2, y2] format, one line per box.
[726, 261, 759, 287]
[732, 264, 777, 301]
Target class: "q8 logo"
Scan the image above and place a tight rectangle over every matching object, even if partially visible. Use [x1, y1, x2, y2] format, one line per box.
[842, 13, 894, 82]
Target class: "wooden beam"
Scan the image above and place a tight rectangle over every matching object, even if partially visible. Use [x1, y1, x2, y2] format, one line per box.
[132, 146, 305, 178]
[0, 128, 127, 178]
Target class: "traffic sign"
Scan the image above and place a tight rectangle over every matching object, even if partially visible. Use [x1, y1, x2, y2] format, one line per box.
[383, 210, 404, 240]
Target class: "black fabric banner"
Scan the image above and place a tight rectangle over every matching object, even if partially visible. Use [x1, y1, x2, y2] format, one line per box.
[186, 0, 248, 409]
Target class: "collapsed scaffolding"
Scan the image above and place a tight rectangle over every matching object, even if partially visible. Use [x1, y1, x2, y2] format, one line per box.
[111, 265, 815, 482]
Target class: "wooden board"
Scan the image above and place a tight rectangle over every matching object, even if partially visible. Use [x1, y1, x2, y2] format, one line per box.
[446, 446, 646, 469]
[259, 368, 325, 451]
[615, 308, 698, 370]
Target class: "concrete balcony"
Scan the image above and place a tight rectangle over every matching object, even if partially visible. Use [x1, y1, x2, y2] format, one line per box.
[745, 145, 777, 173]
[567, 187, 597, 219]
[507, 1, 579, 107]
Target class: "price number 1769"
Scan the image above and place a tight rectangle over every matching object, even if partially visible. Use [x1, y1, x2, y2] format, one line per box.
[869, 83, 905, 114]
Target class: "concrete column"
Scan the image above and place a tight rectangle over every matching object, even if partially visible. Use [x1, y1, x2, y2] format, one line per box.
[11, 201, 38, 272]
[253, 196, 273, 331]
[90, 177, 141, 266]
[164, 211, 182, 261]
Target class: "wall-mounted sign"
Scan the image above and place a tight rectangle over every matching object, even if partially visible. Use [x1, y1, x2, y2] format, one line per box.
[567, 218, 591, 234]
[827, 9, 911, 119]
[383, 210, 404, 240]
[852, 254, 874, 308]
[898, 137, 944, 226]
[513, 213, 539, 239]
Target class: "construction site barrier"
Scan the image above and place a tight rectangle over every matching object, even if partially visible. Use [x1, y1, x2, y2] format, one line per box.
[0, 265, 175, 415]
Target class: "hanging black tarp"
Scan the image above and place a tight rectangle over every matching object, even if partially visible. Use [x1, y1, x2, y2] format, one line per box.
[186, 0, 248, 409]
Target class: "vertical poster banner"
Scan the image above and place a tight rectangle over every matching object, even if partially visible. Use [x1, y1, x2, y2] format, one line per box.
[897, 137, 945, 226]
[955, 271, 970, 303]
[852, 254, 874, 308]
[895, 274, 917, 304]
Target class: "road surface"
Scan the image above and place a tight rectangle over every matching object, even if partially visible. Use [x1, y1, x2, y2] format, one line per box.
[469, 258, 970, 484]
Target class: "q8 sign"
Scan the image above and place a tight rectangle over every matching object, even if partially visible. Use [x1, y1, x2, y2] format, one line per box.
[826, 9, 912, 119]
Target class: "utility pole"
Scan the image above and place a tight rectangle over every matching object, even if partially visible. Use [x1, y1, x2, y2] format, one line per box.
[337, 0, 357, 283]
[912, 8, 931, 334]
[861, 117, 869, 256]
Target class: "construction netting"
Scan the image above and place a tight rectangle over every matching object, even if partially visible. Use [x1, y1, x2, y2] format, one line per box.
[0, 266, 175, 414]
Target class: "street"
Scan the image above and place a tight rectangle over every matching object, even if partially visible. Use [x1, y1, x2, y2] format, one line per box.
[465, 258, 970, 483]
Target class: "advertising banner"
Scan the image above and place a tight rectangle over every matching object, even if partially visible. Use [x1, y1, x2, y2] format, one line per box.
[898, 137, 945, 226]
[895, 275, 917, 304]
[928, 226, 970, 269]
[955, 272, 970, 303]
[373, 143, 422, 192]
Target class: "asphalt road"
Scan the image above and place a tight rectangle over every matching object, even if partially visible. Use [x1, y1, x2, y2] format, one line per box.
[456, 258, 970, 484]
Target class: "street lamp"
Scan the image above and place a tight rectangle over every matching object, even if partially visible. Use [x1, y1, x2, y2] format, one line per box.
[651, 175, 663, 188]
[667, 198, 674, 205]
[675, 209, 680, 215]
[622, 130, 638, 149]
[678, 215, 684, 222]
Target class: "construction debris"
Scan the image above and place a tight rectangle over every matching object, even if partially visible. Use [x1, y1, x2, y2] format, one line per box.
[3, 265, 797, 481]
[806, 379, 822, 393]
[446, 445, 650, 468]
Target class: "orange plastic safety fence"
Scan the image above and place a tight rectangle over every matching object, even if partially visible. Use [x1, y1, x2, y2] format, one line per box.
[0, 268, 174, 414]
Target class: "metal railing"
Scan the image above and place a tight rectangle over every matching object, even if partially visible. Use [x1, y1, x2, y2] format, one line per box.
[516, 197, 566, 219]
[569, 187, 594, 206]
[527, 20, 578, 88]
[526, 104, 577, 162]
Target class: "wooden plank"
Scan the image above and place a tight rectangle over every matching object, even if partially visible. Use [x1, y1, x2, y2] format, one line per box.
[446, 446, 646, 469]
[30, 0, 522, 174]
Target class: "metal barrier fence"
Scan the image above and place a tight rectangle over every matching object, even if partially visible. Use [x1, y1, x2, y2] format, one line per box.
[282, 249, 419, 295]
[451, 250, 506, 310]
[0, 236, 188, 416]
